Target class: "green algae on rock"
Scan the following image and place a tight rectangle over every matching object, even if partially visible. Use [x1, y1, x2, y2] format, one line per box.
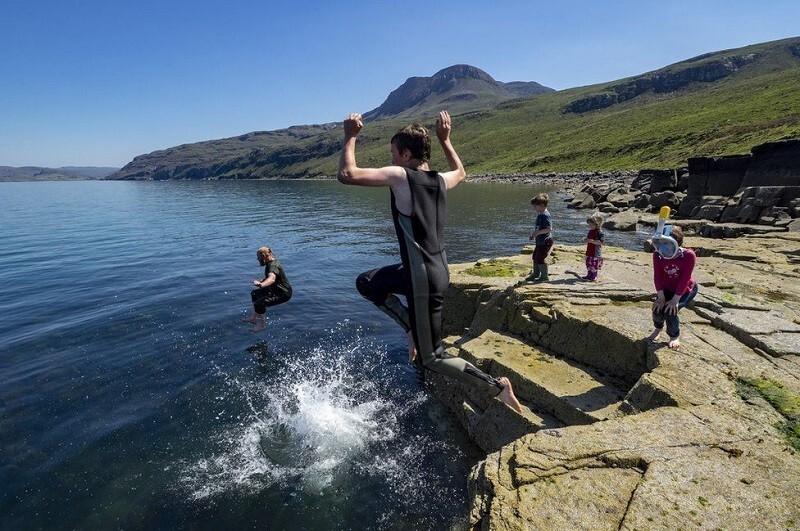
[463, 258, 530, 278]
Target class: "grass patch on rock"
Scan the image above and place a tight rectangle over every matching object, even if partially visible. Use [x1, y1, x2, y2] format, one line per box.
[776, 422, 800, 451]
[737, 376, 800, 450]
[464, 259, 530, 278]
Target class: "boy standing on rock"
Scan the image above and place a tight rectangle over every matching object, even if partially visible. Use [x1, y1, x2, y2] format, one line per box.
[337, 110, 522, 413]
[528, 193, 554, 281]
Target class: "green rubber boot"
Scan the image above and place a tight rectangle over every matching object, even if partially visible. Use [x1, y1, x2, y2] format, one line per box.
[526, 263, 540, 282]
[536, 264, 549, 282]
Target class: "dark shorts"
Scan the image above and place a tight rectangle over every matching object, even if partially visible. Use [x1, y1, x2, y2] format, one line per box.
[250, 286, 292, 314]
[533, 238, 554, 264]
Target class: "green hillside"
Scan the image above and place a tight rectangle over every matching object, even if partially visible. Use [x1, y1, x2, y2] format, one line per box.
[312, 38, 800, 174]
[113, 37, 800, 179]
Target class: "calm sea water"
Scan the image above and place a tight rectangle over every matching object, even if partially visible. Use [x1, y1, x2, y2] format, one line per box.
[0, 180, 642, 529]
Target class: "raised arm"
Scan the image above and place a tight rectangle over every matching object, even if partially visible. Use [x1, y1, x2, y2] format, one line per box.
[337, 113, 404, 187]
[435, 111, 466, 190]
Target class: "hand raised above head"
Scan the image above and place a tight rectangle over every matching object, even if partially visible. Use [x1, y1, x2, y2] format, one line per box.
[435, 110, 451, 142]
[343, 113, 363, 137]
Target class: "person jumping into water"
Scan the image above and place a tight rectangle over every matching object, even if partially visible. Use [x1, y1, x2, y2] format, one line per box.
[337, 111, 522, 413]
[242, 246, 292, 333]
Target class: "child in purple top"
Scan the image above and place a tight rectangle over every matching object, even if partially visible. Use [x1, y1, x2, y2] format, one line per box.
[648, 225, 698, 350]
[583, 213, 604, 281]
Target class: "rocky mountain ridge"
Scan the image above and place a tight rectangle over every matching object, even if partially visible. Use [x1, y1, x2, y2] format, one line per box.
[564, 52, 758, 113]
[362, 64, 553, 120]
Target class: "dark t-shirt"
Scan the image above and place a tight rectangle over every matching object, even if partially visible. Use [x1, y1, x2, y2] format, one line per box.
[534, 210, 553, 245]
[265, 258, 292, 296]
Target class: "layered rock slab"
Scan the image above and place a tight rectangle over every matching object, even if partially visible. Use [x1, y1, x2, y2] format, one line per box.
[433, 242, 800, 529]
[470, 408, 800, 530]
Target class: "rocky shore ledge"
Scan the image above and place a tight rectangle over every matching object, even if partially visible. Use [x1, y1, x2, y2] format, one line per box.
[431, 233, 800, 529]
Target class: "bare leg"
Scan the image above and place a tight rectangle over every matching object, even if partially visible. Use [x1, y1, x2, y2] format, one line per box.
[668, 337, 681, 350]
[251, 314, 267, 333]
[496, 377, 522, 413]
[648, 328, 662, 342]
[407, 330, 418, 363]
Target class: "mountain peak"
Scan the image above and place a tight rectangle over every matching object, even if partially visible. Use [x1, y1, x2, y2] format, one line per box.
[430, 64, 496, 83]
[362, 64, 552, 120]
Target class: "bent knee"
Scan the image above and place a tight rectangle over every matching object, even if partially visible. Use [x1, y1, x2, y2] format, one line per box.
[356, 272, 376, 300]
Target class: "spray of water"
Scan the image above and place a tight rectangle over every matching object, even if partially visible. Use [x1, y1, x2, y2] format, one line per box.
[179, 327, 464, 505]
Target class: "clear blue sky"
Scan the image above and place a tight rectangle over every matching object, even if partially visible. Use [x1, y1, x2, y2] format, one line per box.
[2, 0, 799, 168]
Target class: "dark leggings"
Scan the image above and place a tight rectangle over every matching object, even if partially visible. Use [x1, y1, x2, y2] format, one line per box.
[652, 284, 698, 338]
[250, 286, 292, 314]
[357, 264, 503, 396]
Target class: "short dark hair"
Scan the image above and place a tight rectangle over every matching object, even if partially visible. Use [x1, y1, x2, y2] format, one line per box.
[391, 124, 430, 163]
[530, 193, 549, 206]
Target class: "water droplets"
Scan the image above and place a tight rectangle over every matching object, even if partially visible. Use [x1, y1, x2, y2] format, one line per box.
[181, 333, 399, 497]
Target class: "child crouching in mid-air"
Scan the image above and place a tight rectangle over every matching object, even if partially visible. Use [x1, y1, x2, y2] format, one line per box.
[527, 193, 554, 282]
[583, 213, 604, 281]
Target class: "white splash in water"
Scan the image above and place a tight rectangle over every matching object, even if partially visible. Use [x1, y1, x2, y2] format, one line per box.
[179, 325, 473, 531]
[181, 334, 403, 498]
[262, 376, 393, 492]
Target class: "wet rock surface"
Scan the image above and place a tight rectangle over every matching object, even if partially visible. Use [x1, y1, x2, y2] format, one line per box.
[432, 234, 800, 529]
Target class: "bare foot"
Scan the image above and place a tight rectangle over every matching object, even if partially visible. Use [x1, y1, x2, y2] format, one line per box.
[497, 377, 522, 413]
[241, 314, 259, 324]
[647, 329, 662, 342]
[668, 337, 681, 350]
[251, 320, 267, 333]
[407, 331, 418, 364]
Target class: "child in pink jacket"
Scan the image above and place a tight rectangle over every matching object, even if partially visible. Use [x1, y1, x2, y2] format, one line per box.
[648, 225, 698, 350]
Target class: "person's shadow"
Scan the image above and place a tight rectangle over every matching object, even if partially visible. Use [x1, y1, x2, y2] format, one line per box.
[246, 341, 275, 370]
[516, 271, 584, 287]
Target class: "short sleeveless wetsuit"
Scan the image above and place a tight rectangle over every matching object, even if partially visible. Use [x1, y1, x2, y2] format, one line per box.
[356, 168, 503, 396]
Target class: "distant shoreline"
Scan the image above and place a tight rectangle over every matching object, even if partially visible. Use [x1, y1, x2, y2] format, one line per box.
[3, 171, 636, 186]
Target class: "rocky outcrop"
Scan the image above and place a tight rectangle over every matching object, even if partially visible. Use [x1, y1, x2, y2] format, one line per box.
[431, 235, 800, 528]
[686, 155, 751, 199]
[565, 139, 800, 238]
[564, 54, 757, 114]
[743, 139, 800, 187]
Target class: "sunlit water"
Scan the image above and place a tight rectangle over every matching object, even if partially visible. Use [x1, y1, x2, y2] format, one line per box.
[0, 180, 645, 529]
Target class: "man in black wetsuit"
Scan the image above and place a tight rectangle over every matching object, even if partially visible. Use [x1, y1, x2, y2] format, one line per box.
[337, 111, 522, 413]
[242, 246, 292, 333]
